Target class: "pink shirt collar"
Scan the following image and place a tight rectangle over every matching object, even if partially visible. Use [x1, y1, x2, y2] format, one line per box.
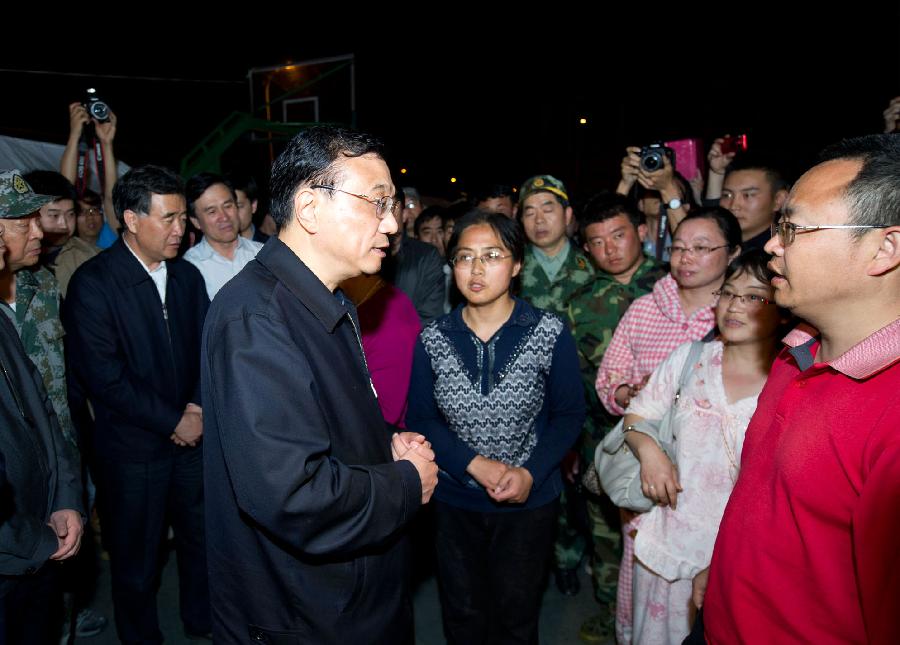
[652, 273, 718, 325]
[783, 318, 900, 379]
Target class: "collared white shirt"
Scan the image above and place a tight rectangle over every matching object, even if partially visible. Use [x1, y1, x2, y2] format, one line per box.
[124, 236, 168, 303]
[183, 236, 263, 300]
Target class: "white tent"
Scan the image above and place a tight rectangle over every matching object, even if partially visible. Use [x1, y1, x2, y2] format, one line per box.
[0, 135, 130, 193]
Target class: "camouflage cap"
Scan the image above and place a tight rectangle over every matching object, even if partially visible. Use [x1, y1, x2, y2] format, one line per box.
[519, 175, 569, 205]
[0, 170, 54, 219]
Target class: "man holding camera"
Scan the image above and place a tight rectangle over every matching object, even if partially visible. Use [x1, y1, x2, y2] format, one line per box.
[616, 145, 692, 261]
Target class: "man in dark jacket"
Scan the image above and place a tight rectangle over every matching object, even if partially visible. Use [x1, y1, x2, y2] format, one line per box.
[202, 126, 438, 644]
[62, 165, 211, 643]
[383, 230, 446, 324]
[0, 169, 84, 643]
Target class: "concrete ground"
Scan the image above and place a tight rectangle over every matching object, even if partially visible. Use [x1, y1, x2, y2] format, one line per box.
[72, 546, 610, 644]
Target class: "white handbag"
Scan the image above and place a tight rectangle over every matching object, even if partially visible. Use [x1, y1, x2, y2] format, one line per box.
[594, 341, 703, 512]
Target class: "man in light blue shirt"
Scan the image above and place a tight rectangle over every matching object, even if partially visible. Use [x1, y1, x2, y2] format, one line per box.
[184, 173, 262, 299]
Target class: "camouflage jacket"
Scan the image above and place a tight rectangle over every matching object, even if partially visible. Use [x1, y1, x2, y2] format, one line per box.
[567, 256, 666, 444]
[519, 243, 594, 322]
[1, 266, 76, 447]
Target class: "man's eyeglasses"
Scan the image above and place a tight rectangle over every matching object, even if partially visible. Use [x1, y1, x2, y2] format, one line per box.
[771, 221, 888, 246]
[712, 289, 774, 309]
[450, 251, 512, 268]
[310, 185, 401, 220]
[666, 245, 729, 257]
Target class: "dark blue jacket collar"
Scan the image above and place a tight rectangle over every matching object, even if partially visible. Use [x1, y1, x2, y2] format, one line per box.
[107, 237, 153, 288]
[254, 237, 349, 333]
[437, 296, 541, 333]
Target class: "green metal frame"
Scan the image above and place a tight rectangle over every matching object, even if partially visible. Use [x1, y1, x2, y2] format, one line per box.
[180, 59, 356, 177]
[179, 113, 322, 177]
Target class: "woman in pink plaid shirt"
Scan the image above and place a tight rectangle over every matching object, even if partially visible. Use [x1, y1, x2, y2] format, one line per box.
[595, 206, 742, 644]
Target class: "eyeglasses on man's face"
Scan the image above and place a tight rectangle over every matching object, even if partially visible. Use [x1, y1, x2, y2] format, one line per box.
[770, 220, 888, 246]
[310, 184, 401, 220]
[450, 250, 512, 268]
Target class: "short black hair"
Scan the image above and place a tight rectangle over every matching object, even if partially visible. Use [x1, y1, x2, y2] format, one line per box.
[446, 210, 525, 265]
[676, 206, 742, 251]
[725, 153, 789, 194]
[22, 170, 77, 204]
[225, 170, 258, 203]
[112, 165, 184, 226]
[78, 188, 102, 209]
[471, 183, 516, 207]
[269, 126, 385, 228]
[414, 206, 446, 237]
[722, 248, 793, 336]
[185, 172, 235, 217]
[579, 192, 645, 240]
[819, 134, 900, 236]
[724, 247, 773, 285]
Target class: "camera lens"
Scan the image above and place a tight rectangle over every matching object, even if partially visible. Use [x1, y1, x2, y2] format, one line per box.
[641, 152, 662, 172]
[89, 101, 109, 122]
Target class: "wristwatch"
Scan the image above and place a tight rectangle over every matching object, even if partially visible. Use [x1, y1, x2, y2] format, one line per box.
[666, 197, 682, 210]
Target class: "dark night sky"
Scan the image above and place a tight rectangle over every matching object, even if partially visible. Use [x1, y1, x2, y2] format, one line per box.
[2, 11, 897, 207]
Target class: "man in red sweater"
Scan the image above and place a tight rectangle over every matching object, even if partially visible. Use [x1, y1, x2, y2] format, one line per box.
[694, 134, 900, 644]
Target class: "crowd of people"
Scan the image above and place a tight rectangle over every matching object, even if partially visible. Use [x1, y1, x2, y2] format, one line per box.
[0, 97, 898, 645]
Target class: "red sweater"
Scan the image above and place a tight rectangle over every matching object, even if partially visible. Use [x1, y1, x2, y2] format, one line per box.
[705, 320, 900, 645]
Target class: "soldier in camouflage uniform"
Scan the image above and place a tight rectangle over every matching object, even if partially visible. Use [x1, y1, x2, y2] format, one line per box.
[0, 170, 77, 448]
[517, 175, 595, 599]
[566, 195, 666, 642]
[518, 175, 594, 317]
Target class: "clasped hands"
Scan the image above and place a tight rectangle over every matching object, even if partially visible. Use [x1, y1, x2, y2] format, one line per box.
[466, 455, 534, 504]
[171, 403, 203, 447]
[392, 432, 438, 505]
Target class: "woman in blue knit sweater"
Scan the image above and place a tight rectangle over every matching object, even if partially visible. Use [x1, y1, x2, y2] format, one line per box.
[407, 211, 585, 644]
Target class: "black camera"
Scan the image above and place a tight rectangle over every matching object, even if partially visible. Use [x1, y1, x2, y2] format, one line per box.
[639, 143, 675, 172]
[83, 88, 110, 123]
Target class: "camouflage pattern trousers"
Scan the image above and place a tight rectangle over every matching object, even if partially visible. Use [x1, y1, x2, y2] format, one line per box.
[554, 480, 623, 608]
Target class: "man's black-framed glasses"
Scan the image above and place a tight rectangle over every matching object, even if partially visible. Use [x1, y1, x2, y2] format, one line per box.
[771, 221, 888, 246]
[310, 184, 401, 220]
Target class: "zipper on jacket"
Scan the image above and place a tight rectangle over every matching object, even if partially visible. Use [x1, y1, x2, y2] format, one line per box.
[160, 298, 178, 401]
[347, 314, 377, 399]
[0, 355, 25, 419]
